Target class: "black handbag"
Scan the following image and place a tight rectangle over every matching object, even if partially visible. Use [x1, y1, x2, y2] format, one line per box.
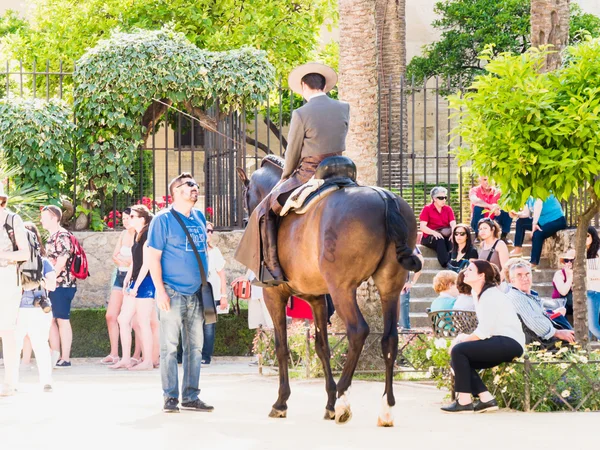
[171, 209, 218, 325]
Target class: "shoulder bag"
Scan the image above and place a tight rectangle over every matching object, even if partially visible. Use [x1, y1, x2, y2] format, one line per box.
[171, 210, 217, 325]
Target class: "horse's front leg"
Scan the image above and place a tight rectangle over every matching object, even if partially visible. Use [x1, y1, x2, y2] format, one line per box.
[263, 287, 291, 418]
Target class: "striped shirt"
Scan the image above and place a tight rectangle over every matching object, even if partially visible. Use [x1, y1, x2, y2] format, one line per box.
[506, 287, 555, 341]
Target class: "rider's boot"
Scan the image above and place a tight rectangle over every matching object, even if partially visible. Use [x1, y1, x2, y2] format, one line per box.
[259, 211, 287, 286]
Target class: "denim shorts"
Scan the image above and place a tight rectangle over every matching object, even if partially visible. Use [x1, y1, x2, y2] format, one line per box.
[49, 287, 77, 320]
[113, 270, 128, 290]
[129, 276, 155, 299]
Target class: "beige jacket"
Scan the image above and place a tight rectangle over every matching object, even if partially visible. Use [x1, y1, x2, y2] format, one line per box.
[282, 95, 350, 178]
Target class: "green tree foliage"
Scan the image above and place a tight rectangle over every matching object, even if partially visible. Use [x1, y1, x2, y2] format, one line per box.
[0, 98, 74, 197]
[74, 27, 275, 205]
[1, 0, 336, 78]
[450, 38, 600, 342]
[407, 1, 600, 90]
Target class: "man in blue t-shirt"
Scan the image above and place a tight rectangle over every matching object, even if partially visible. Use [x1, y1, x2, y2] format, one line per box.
[147, 172, 213, 414]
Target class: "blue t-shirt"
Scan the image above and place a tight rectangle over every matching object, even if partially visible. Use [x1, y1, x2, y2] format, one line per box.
[430, 294, 457, 312]
[147, 207, 208, 295]
[20, 258, 55, 308]
[526, 195, 564, 226]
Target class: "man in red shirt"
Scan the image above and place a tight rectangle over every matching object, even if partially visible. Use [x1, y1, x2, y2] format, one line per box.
[469, 176, 512, 244]
[420, 186, 457, 268]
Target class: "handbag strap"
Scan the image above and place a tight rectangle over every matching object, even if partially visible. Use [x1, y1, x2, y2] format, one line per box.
[171, 208, 208, 287]
[485, 239, 500, 262]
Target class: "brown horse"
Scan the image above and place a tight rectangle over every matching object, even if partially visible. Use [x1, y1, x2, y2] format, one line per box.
[236, 156, 420, 426]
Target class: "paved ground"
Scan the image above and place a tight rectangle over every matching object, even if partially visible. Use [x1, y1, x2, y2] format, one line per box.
[0, 357, 597, 450]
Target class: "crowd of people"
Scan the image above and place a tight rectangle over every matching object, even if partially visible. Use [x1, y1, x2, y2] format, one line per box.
[410, 178, 600, 413]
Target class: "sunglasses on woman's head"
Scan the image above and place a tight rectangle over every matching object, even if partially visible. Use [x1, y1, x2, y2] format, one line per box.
[454, 231, 467, 237]
[436, 196, 447, 200]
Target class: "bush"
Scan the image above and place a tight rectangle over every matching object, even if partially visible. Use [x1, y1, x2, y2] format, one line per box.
[70, 308, 254, 358]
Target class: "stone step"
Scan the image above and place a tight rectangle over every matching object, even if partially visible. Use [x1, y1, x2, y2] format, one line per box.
[419, 253, 550, 271]
[409, 281, 555, 299]
[413, 267, 556, 284]
[408, 312, 430, 328]
[407, 295, 555, 316]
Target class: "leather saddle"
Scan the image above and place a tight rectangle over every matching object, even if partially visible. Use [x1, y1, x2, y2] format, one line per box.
[280, 155, 358, 216]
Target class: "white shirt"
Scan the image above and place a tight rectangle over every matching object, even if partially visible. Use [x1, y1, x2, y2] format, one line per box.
[207, 246, 226, 301]
[453, 294, 475, 311]
[587, 256, 600, 292]
[473, 287, 525, 350]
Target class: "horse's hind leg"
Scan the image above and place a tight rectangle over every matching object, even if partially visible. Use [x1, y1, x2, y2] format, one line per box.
[263, 287, 292, 418]
[328, 285, 369, 425]
[373, 253, 407, 427]
[306, 295, 337, 420]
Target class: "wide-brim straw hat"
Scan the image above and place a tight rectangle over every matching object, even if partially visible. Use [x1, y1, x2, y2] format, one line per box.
[560, 249, 576, 260]
[288, 62, 338, 96]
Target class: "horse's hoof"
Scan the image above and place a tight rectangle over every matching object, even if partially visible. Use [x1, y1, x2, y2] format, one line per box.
[335, 406, 352, 424]
[377, 416, 394, 427]
[269, 408, 287, 418]
[324, 409, 336, 420]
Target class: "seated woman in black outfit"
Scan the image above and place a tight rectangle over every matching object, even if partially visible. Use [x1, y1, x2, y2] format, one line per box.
[447, 224, 478, 273]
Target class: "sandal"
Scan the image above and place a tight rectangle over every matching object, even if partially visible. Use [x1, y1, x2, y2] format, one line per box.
[131, 358, 141, 366]
[101, 355, 120, 365]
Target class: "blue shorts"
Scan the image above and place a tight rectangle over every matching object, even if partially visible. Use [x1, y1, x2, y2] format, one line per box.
[129, 276, 155, 299]
[113, 270, 128, 290]
[49, 287, 77, 320]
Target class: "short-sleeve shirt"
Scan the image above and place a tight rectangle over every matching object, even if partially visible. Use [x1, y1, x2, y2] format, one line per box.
[0, 211, 26, 265]
[46, 230, 75, 288]
[430, 294, 456, 312]
[469, 186, 502, 217]
[20, 258, 55, 308]
[147, 207, 208, 295]
[208, 246, 226, 302]
[419, 203, 455, 237]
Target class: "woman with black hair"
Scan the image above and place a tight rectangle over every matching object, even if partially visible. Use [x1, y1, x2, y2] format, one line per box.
[447, 224, 478, 273]
[586, 227, 600, 338]
[441, 260, 525, 414]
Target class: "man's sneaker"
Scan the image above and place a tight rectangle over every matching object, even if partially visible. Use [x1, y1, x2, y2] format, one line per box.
[43, 385, 53, 393]
[55, 360, 71, 368]
[163, 397, 180, 413]
[181, 399, 214, 412]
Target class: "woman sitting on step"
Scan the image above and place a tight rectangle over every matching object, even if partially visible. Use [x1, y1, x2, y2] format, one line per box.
[477, 218, 509, 279]
[419, 186, 456, 268]
[441, 260, 525, 414]
[447, 224, 478, 273]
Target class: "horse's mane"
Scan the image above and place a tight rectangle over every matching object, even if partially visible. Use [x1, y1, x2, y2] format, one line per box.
[261, 155, 284, 171]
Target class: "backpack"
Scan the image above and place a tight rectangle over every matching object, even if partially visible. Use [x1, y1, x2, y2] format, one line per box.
[59, 231, 90, 280]
[3, 213, 44, 290]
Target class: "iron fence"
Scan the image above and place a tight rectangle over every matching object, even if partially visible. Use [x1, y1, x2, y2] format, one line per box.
[1, 61, 597, 230]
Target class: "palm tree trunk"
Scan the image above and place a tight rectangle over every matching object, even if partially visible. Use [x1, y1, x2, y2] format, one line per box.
[530, 0, 570, 72]
[339, 0, 378, 186]
[376, 0, 407, 190]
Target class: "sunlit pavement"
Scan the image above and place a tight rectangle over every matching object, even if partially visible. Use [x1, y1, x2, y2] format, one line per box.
[0, 357, 596, 450]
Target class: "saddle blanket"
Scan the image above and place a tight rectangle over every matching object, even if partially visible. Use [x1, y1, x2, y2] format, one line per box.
[280, 177, 340, 216]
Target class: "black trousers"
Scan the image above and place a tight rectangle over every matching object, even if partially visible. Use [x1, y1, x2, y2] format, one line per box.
[451, 336, 523, 395]
[421, 235, 452, 268]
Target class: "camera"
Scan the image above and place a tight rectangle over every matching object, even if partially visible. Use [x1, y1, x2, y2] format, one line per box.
[33, 294, 52, 313]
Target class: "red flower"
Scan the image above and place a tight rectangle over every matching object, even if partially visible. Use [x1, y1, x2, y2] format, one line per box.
[206, 207, 214, 214]
[107, 220, 114, 229]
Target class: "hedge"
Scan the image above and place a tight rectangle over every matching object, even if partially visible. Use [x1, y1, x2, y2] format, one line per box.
[70, 308, 255, 358]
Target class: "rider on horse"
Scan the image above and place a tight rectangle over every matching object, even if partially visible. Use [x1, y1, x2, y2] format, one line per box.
[236, 63, 350, 286]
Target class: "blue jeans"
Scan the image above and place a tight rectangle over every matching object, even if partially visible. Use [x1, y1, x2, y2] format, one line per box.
[201, 322, 216, 363]
[587, 290, 600, 339]
[514, 216, 567, 265]
[158, 285, 204, 402]
[399, 291, 410, 329]
[471, 206, 512, 236]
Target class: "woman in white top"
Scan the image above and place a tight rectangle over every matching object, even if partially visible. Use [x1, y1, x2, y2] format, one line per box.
[201, 221, 228, 365]
[586, 227, 600, 338]
[441, 260, 525, 414]
[101, 208, 138, 365]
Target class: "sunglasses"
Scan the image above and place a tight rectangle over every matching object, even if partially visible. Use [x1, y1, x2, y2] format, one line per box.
[563, 259, 574, 264]
[454, 231, 467, 237]
[176, 180, 199, 189]
[207, 229, 214, 234]
[436, 196, 447, 200]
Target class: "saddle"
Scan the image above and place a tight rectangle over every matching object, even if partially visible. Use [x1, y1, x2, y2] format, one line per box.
[280, 156, 358, 216]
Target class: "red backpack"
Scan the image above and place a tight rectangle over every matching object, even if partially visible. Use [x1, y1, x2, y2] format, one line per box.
[61, 232, 90, 280]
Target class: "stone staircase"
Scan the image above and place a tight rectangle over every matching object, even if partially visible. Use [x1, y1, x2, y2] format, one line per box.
[409, 232, 556, 328]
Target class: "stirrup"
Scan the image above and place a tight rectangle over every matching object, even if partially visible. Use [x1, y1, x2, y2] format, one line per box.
[259, 262, 287, 286]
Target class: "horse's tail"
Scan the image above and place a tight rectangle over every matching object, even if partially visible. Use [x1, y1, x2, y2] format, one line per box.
[382, 192, 422, 272]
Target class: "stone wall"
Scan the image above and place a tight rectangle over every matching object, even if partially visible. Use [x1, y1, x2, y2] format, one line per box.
[72, 230, 246, 309]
